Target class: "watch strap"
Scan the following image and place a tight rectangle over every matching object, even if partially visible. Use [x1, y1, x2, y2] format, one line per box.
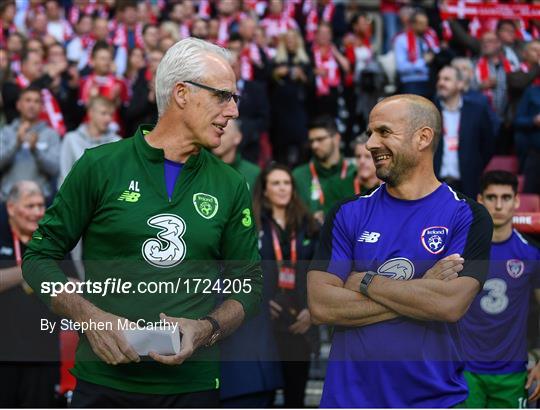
[359, 271, 377, 296]
[200, 316, 220, 347]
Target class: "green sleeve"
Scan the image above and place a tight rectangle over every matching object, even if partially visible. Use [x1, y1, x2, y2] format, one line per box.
[22, 152, 99, 306]
[219, 177, 262, 320]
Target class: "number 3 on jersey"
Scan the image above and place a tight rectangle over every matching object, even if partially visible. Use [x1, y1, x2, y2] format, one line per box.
[480, 278, 509, 315]
[142, 214, 187, 268]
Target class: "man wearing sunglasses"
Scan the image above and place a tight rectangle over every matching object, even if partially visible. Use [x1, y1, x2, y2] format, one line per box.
[22, 38, 262, 407]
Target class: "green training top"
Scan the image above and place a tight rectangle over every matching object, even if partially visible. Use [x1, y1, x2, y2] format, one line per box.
[22, 125, 262, 395]
[230, 153, 260, 191]
[292, 157, 356, 216]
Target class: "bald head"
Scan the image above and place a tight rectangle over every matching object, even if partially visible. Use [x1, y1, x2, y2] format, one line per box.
[376, 94, 441, 152]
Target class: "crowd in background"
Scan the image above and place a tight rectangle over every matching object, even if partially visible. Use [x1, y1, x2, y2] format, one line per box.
[1, 0, 540, 407]
[1, 0, 539, 203]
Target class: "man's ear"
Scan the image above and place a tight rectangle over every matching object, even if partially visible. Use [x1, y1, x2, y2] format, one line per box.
[477, 194, 484, 204]
[172, 82, 188, 109]
[417, 126, 434, 151]
[514, 193, 520, 211]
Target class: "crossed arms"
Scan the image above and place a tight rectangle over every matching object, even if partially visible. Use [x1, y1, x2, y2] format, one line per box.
[308, 254, 480, 326]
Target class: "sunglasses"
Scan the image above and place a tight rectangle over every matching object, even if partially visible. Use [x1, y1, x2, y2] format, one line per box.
[185, 81, 240, 104]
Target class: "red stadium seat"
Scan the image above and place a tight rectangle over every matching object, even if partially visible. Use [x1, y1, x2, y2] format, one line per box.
[518, 175, 525, 193]
[517, 194, 540, 212]
[484, 156, 519, 174]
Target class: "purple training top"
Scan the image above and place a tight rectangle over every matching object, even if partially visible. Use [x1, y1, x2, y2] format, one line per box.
[310, 183, 492, 408]
[460, 229, 540, 374]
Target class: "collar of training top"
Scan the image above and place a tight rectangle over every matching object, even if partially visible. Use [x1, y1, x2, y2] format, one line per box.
[134, 124, 206, 170]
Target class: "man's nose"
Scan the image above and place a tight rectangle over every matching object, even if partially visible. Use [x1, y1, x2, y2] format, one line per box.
[224, 98, 239, 119]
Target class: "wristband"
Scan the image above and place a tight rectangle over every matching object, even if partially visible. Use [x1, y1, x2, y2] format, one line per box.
[359, 271, 377, 296]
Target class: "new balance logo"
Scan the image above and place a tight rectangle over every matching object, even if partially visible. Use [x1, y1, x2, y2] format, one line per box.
[357, 231, 380, 243]
[118, 191, 141, 202]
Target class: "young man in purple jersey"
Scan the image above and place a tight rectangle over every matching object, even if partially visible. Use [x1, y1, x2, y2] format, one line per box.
[308, 94, 493, 407]
[460, 171, 540, 408]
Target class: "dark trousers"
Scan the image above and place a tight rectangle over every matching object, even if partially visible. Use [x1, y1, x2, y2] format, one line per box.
[0, 362, 60, 407]
[70, 379, 220, 408]
[221, 391, 275, 408]
[275, 334, 311, 408]
[280, 361, 310, 408]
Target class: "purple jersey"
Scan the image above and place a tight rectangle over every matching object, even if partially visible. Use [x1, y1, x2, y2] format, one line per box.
[460, 230, 540, 374]
[311, 183, 492, 408]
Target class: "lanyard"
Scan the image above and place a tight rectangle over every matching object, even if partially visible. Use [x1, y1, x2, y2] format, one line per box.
[11, 229, 33, 294]
[271, 224, 297, 265]
[11, 229, 22, 266]
[309, 160, 348, 205]
[271, 224, 297, 290]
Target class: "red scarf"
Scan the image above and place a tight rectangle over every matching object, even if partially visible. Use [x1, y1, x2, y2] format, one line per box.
[79, 74, 128, 133]
[113, 23, 144, 49]
[344, 44, 355, 87]
[198, 0, 212, 19]
[15, 74, 66, 136]
[305, 0, 335, 43]
[261, 14, 298, 41]
[217, 16, 231, 46]
[406, 29, 440, 62]
[519, 62, 540, 86]
[442, 20, 453, 41]
[79, 74, 126, 103]
[68, 3, 109, 26]
[532, 25, 540, 40]
[179, 23, 191, 39]
[313, 45, 340, 96]
[240, 43, 262, 81]
[476, 56, 513, 82]
[476, 56, 513, 108]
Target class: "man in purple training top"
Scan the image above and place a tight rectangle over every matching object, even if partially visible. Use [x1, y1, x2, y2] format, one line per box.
[460, 170, 540, 408]
[308, 94, 493, 408]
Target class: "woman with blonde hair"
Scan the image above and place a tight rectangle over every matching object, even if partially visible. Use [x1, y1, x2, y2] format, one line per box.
[270, 30, 313, 167]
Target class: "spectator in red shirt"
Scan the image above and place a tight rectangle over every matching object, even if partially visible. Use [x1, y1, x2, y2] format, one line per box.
[310, 22, 349, 118]
[79, 41, 129, 135]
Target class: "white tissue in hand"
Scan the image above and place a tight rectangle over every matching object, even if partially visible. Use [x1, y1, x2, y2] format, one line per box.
[123, 326, 180, 356]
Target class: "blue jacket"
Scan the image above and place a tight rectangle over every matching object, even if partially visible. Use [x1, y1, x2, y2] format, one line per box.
[515, 85, 540, 152]
[434, 96, 495, 198]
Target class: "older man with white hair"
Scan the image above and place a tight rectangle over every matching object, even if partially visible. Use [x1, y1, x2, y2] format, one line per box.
[22, 38, 263, 407]
[0, 181, 61, 407]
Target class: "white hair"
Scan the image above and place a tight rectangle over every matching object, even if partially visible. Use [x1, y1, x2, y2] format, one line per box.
[155, 37, 232, 116]
[7, 180, 43, 204]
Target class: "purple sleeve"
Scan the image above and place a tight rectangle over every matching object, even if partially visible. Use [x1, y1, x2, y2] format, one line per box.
[446, 197, 493, 286]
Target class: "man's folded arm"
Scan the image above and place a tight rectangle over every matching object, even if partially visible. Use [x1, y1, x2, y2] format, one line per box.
[308, 270, 399, 326]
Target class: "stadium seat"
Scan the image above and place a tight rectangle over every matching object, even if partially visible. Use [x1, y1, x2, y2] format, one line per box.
[484, 155, 519, 174]
[518, 175, 525, 193]
[517, 194, 540, 212]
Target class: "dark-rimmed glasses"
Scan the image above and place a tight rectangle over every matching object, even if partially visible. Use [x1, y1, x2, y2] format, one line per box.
[185, 80, 240, 104]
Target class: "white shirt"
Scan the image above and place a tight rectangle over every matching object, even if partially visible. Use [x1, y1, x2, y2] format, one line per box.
[439, 97, 462, 180]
